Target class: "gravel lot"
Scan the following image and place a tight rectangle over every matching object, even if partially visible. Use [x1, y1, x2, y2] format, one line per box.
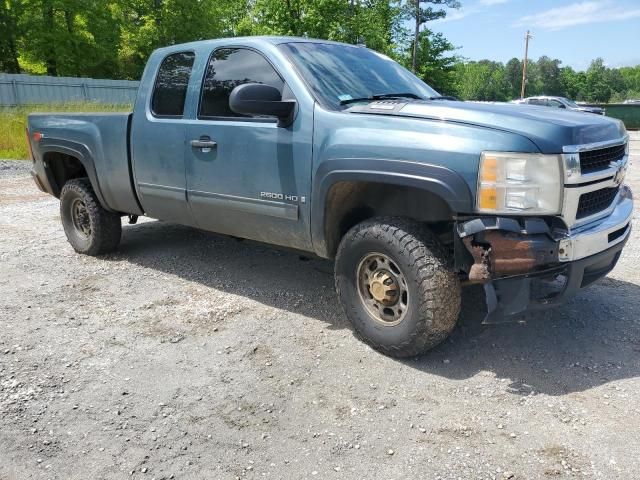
[1, 134, 639, 479]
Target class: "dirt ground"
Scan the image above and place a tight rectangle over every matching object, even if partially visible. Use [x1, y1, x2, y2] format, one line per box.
[1, 136, 639, 480]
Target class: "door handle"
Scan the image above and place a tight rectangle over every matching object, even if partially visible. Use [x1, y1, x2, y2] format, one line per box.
[191, 138, 217, 151]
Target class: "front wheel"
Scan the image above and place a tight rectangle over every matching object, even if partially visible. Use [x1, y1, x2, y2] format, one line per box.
[60, 178, 122, 256]
[335, 217, 461, 357]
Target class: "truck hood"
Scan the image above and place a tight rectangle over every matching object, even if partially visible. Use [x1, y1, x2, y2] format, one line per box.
[346, 100, 626, 153]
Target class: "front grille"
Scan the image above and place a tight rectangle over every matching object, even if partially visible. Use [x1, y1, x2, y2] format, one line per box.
[576, 187, 619, 219]
[579, 143, 626, 174]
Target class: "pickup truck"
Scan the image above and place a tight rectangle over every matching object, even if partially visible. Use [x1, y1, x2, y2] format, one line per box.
[27, 37, 633, 357]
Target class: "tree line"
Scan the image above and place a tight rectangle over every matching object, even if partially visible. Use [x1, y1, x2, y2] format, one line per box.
[449, 57, 640, 103]
[1, 0, 638, 103]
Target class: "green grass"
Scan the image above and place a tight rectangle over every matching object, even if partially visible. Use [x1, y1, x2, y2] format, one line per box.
[0, 103, 131, 159]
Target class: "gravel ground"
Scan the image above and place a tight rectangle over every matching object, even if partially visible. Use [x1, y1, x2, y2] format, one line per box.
[1, 137, 639, 480]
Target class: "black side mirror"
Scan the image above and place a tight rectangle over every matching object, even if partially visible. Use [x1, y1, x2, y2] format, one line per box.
[558, 104, 566, 109]
[229, 83, 296, 127]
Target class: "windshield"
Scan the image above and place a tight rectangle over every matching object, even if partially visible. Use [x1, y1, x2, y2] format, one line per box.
[279, 42, 440, 111]
[560, 97, 579, 108]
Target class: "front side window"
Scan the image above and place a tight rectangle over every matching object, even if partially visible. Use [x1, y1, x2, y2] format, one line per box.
[151, 52, 195, 117]
[279, 42, 439, 111]
[561, 97, 579, 108]
[199, 48, 284, 119]
[548, 99, 564, 108]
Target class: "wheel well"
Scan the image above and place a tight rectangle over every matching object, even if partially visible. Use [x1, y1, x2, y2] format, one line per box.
[43, 152, 88, 197]
[324, 181, 454, 258]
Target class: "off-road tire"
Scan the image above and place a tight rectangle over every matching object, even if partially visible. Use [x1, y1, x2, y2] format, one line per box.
[60, 178, 122, 256]
[335, 217, 461, 357]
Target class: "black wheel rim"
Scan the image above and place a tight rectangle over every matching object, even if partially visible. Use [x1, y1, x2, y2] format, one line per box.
[71, 198, 91, 238]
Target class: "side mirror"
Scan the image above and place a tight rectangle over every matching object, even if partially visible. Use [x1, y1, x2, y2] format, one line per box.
[229, 83, 296, 127]
[558, 104, 566, 109]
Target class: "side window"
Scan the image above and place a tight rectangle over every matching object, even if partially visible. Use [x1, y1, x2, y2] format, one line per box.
[529, 98, 542, 106]
[151, 52, 195, 117]
[199, 48, 284, 119]
[548, 99, 563, 108]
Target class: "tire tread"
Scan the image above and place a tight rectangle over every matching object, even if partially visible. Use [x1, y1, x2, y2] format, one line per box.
[335, 217, 461, 357]
[60, 178, 121, 256]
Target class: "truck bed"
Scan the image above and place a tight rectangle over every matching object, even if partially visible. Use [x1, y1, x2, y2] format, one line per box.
[28, 112, 142, 215]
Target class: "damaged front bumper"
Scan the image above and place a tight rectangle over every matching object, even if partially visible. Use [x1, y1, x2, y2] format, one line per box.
[456, 185, 633, 323]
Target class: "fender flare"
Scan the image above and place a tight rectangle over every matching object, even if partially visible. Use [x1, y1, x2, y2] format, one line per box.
[311, 158, 474, 258]
[39, 138, 113, 212]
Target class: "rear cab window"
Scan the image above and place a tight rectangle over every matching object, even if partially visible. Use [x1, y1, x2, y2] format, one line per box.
[151, 51, 196, 117]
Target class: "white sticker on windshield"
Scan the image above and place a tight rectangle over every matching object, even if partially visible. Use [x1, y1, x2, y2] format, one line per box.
[338, 94, 353, 102]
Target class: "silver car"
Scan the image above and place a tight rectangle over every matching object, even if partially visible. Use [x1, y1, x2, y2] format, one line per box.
[519, 96, 605, 115]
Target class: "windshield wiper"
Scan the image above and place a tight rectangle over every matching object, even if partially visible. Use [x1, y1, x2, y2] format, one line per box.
[340, 92, 422, 105]
[428, 95, 459, 101]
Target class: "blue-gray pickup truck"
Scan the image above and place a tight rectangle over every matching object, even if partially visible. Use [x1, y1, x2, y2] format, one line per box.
[27, 37, 633, 357]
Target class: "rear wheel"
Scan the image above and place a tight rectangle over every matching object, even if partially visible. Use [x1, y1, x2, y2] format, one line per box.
[335, 217, 461, 357]
[60, 178, 121, 255]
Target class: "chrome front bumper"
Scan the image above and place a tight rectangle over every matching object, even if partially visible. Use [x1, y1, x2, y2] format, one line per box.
[558, 185, 633, 262]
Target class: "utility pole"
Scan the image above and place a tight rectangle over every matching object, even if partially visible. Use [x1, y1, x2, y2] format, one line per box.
[520, 30, 533, 99]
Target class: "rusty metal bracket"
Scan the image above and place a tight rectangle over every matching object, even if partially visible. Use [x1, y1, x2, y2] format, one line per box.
[458, 218, 560, 282]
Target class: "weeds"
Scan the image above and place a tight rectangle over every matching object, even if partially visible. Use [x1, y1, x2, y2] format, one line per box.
[0, 103, 131, 159]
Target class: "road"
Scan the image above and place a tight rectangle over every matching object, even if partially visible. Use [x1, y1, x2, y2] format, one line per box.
[1, 135, 639, 479]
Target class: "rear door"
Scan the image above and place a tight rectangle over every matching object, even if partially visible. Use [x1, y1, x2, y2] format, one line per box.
[131, 51, 197, 225]
[183, 46, 313, 250]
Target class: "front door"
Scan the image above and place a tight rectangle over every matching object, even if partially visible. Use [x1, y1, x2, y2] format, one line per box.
[185, 47, 313, 251]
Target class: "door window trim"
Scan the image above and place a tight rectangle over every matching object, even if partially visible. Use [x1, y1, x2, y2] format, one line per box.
[197, 46, 286, 123]
[150, 50, 196, 119]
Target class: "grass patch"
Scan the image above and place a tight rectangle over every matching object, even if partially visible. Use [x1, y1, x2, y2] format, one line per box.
[0, 103, 131, 159]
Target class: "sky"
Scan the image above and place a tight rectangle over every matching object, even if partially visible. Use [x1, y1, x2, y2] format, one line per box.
[429, 0, 640, 70]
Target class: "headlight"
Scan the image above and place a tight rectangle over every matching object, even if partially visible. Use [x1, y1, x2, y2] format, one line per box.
[476, 152, 563, 214]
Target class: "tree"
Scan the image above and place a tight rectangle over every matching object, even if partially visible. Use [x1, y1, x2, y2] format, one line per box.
[405, 0, 460, 73]
[115, 0, 227, 79]
[16, 0, 123, 77]
[536, 56, 562, 96]
[453, 60, 508, 101]
[234, 0, 402, 57]
[504, 58, 522, 99]
[409, 28, 458, 94]
[620, 66, 640, 93]
[2, 0, 638, 105]
[560, 66, 584, 100]
[0, 0, 21, 73]
[585, 58, 612, 103]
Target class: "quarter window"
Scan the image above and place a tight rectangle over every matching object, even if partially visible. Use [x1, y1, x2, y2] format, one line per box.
[151, 52, 195, 117]
[199, 48, 284, 119]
